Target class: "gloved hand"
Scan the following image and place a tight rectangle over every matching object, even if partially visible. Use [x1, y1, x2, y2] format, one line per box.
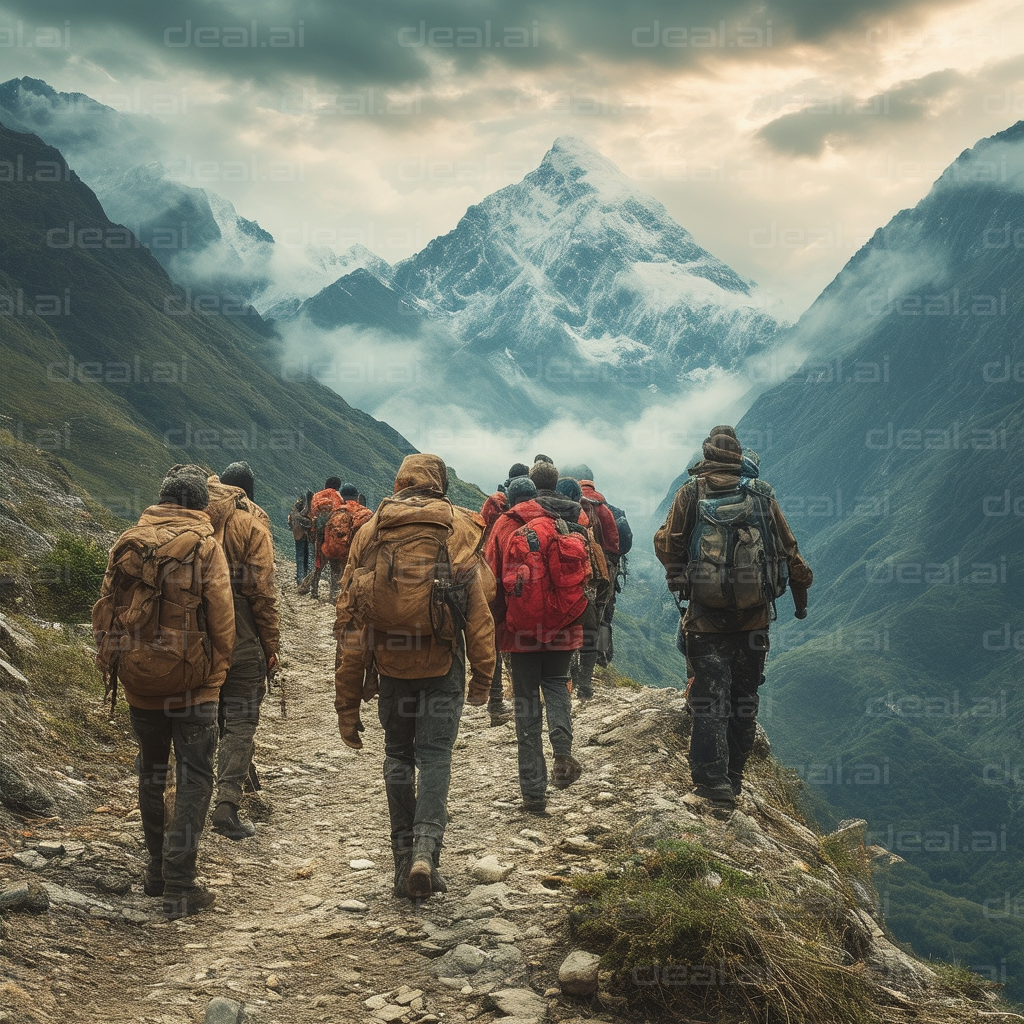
[791, 584, 808, 619]
[467, 674, 490, 706]
[337, 705, 365, 749]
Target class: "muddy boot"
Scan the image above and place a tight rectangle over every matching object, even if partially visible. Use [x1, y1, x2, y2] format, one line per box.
[163, 886, 217, 922]
[212, 801, 256, 840]
[488, 701, 513, 727]
[143, 857, 164, 898]
[430, 848, 448, 894]
[392, 846, 413, 897]
[552, 754, 583, 790]
[406, 837, 435, 900]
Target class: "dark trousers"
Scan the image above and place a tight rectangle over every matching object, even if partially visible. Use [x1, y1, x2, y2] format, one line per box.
[378, 650, 465, 852]
[294, 538, 310, 582]
[509, 649, 574, 803]
[488, 643, 505, 708]
[686, 631, 767, 792]
[216, 642, 267, 807]
[130, 702, 219, 894]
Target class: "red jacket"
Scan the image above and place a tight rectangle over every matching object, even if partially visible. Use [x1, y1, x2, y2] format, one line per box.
[480, 492, 508, 541]
[485, 502, 584, 652]
[580, 481, 620, 557]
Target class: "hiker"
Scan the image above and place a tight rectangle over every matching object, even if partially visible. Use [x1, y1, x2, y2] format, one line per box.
[480, 463, 531, 727]
[205, 470, 280, 841]
[556, 475, 611, 701]
[92, 465, 235, 921]
[654, 426, 813, 809]
[564, 465, 631, 673]
[220, 461, 273, 535]
[333, 454, 496, 900]
[320, 484, 373, 591]
[486, 460, 591, 815]
[288, 491, 313, 584]
[309, 477, 343, 600]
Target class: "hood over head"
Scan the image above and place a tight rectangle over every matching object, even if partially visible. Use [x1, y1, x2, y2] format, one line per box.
[393, 453, 448, 499]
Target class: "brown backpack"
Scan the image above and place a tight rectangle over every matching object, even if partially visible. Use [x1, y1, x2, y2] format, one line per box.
[92, 523, 215, 708]
[340, 497, 467, 649]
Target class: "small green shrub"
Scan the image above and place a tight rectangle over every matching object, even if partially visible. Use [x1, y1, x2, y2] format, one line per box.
[33, 534, 108, 622]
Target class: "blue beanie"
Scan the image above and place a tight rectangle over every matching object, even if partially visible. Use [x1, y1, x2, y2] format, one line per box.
[506, 476, 537, 507]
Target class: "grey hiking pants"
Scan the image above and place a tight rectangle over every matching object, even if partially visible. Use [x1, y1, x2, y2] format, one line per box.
[216, 642, 267, 807]
[131, 702, 219, 893]
[509, 650, 574, 803]
[378, 649, 465, 853]
[686, 631, 768, 792]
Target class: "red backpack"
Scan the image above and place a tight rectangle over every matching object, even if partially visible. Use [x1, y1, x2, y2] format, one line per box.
[499, 501, 590, 643]
[321, 502, 372, 560]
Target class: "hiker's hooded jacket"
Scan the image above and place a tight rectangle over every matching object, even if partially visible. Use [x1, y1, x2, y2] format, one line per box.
[333, 454, 496, 713]
[654, 448, 813, 634]
[97, 505, 236, 710]
[206, 476, 280, 661]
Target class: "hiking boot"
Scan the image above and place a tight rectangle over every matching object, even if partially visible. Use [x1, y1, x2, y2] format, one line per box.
[392, 850, 412, 898]
[689, 784, 736, 808]
[163, 886, 217, 922]
[521, 799, 549, 817]
[406, 837, 435, 900]
[143, 858, 164, 898]
[730, 777, 743, 798]
[488, 701, 513, 727]
[430, 850, 448, 894]
[212, 801, 256, 841]
[552, 755, 583, 790]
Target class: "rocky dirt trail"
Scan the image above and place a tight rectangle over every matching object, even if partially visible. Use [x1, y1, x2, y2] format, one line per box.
[1, 567, 692, 1024]
[0, 565, 993, 1024]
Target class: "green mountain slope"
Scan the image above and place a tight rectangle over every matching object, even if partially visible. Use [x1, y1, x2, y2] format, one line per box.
[0, 123, 483, 540]
[734, 123, 1024, 997]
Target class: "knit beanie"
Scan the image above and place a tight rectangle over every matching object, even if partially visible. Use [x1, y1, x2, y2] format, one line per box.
[221, 461, 255, 500]
[533, 453, 554, 465]
[506, 476, 538, 507]
[561, 464, 593, 482]
[529, 461, 559, 491]
[159, 464, 209, 510]
[340, 483, 359, 500]
[555, 476, 582, 502]
[507, 462, 530, 479]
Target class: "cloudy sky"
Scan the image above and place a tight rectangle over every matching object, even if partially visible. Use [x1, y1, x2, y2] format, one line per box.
[3, 0, 1023, 317]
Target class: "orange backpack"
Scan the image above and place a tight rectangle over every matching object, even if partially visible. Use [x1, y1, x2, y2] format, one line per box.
[321, 502, 372, 561]
[310, 488, 342, 529]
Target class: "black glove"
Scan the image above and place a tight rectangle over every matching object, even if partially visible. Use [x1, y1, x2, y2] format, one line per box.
[791, 585, 808, 619]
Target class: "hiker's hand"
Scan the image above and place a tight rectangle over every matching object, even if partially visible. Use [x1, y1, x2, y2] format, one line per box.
[467, 677, 490, 706]
[337, 707, 365, 749]
[791, 585, 808, 619]
[266, 654, 278, 682]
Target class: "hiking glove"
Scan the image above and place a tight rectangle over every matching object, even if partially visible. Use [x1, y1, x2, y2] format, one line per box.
[337, 705, 365, 749]
[791, 584, 808, 619]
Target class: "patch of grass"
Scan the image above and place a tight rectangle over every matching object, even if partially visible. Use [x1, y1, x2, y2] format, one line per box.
[569, 839, 873, 1023]
[595, 664, 643, 691]
[932, 961, 999, 1001]
[31, 534, 108, 622]
[819, 831, 873, 884]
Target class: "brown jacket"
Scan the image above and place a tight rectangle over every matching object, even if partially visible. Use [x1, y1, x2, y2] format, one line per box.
[333, 454, 496, 712]
[654, 461, 813, 633]
[98, 505, 236, 709]
[206, 476, 280, 660]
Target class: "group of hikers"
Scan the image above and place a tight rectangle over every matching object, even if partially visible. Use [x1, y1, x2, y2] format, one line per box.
[91, 424, 812, 919]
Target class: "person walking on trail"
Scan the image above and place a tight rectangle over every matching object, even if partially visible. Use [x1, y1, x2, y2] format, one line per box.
[309, 477, 343, 600]
[333, 454, 496, 901]
[288, 490, 313, 585]
[204, 470, 280, 841]
[653, 426, 813, 810]
[564, 465, 632, 674]
[320, 483, 373, 595]
[220, 461, 273, 535]
[92, 465, 235, 922]
[556, 475, 611, 702]
[486, 460, 592, 816]
[480, 464, 532, 727]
